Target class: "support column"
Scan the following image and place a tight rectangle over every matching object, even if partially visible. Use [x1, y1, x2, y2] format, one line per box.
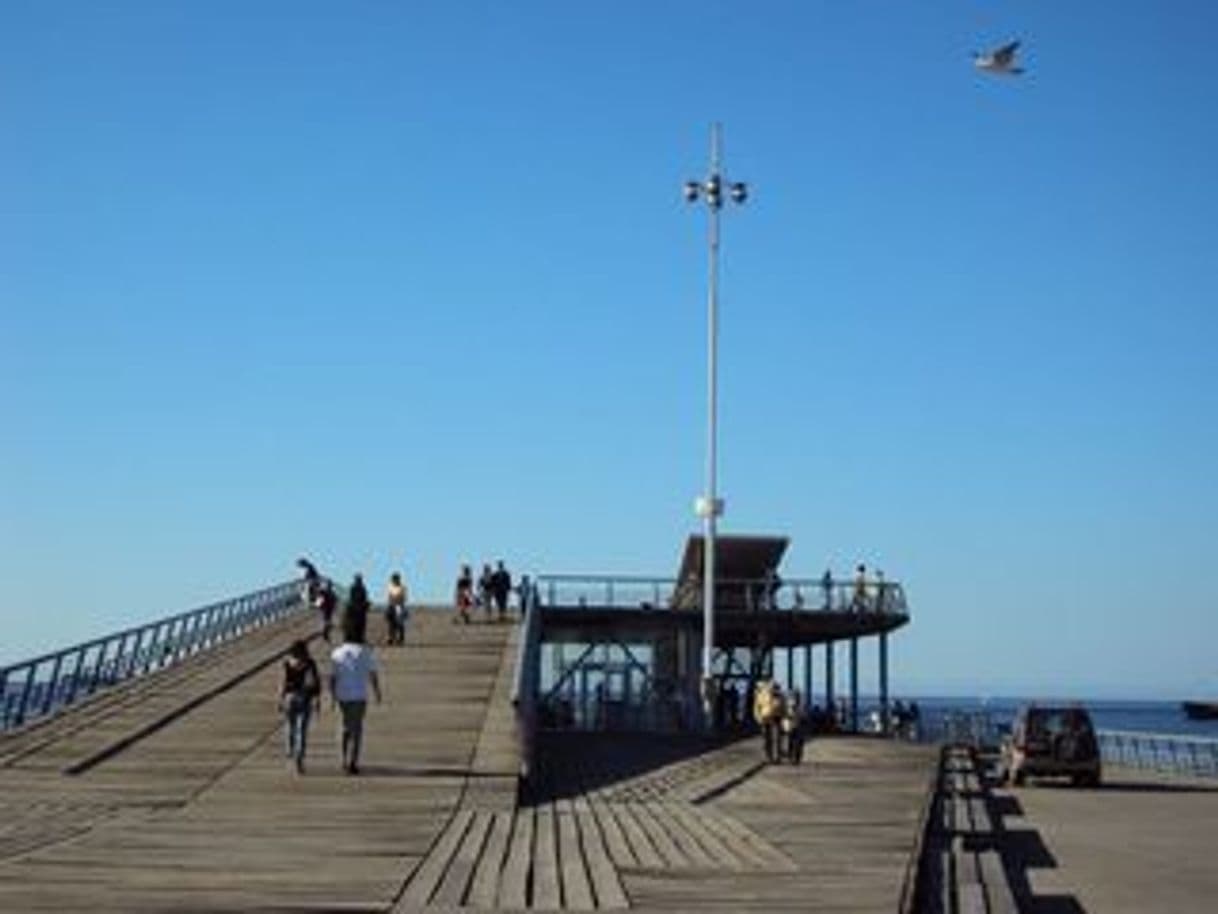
[850, 637, 859, 733]
[825, 641, 835, 725]
[803, 644, 812, 704]
[879, 630, 890, 735]
[786, 646, 794, 693]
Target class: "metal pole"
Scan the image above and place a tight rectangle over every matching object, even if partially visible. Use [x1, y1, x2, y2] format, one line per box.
[685, 123, 746, 729]
[701, 124, 722, 720]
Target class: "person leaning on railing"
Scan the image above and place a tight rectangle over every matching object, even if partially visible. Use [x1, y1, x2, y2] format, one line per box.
[851, 564, 869, 613]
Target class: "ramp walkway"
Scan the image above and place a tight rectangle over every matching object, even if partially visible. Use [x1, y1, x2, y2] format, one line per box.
[0, 603, 937, 912]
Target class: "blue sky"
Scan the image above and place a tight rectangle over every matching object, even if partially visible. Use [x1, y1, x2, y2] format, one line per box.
[2, 2, 1216, 698]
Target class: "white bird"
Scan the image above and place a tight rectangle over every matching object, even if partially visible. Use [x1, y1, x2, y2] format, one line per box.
[974, 40, 1024, 75]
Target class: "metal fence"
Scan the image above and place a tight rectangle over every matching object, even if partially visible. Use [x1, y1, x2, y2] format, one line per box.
[536, 574, 909, 617]
[0, 580, 307, 732]
[1098, 730, 1218, 778]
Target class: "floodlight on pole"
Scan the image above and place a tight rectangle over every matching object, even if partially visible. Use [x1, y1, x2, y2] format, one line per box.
[683, 123, 747, 728]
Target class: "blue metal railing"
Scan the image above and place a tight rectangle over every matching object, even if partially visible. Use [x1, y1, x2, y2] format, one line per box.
[1098, 730, 1218, 778]
[536, 574, 909, 617]
[0, 580, 307, 732]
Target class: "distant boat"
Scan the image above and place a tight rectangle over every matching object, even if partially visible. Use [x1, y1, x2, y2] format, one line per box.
[1181, 701, 1218, 720]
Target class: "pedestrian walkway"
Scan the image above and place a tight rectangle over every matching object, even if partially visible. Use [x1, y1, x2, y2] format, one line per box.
[0, 605, 937, 912]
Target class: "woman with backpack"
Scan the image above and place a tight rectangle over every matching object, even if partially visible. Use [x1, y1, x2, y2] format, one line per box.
[280, 639, 321, 774]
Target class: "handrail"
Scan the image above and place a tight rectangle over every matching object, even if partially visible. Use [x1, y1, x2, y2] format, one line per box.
[511, 581, 543, 781]
[535, 573, 909, 617]
[0, 579, 310, 732]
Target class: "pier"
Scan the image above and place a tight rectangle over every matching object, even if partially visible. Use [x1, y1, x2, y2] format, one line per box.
[0, 567, 934, 912]
[5, 565, 1213, 911]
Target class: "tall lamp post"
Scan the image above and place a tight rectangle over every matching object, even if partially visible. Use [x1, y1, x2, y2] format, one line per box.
[684, 123, 747, 727]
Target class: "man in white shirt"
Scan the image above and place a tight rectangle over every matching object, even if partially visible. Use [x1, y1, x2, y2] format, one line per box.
[329, 620, 382, 775]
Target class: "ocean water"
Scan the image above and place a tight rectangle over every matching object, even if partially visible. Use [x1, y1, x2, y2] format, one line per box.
[911, 697, 1218, 739]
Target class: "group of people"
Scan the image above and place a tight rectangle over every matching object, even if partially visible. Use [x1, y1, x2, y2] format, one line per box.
[284, 555, 529, 776]
[278, 622, 382, 776]
[849, 563, 890, 613]
[454, 561, 519, 624]
[752, 679, 807, 765]
[298, 560, 412, 647]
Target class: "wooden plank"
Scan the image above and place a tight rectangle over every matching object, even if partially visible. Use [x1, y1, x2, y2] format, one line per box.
[604, 802, 664, 869]
[697, 807, 796, 872]
[467, 810, 513, 909]
[395, 808, 475, 908]
[969, 795, 993, 836]
[652, 802, 717, 868]
[497, 808, 534, 910]
[557, 801, 595, 910]
[663, 802, 744, 871]
[940, 846, 955, 914]
[433, 809, 492, 907]
[627, 801, 689, 867]
[978, 849, 1019, 914]
[574, 805, 629, 909]
[587, 797, 636, 868]
[958, 881, 988, 914]
[532, 804, 562, 910]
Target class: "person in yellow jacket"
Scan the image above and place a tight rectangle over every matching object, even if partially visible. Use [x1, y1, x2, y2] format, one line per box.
[753, 679, 786, 763]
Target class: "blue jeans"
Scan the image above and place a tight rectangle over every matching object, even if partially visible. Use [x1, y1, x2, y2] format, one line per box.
[284, 692, 312, 764]
[338, 700, 367, 770]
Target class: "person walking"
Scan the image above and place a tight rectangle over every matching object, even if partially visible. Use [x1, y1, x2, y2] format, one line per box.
[783, 690, 807, 765]
[820, 568, 834, 611]
[491, 561, 512, 622]
[317, 580, 338, 643]
[329, 619, 382, 775]
[279, 640, 321, 774]
[478, 564, 494, 622]
[385, 572, 407, 646]
[454, 565, 474, 624]
[344, 573, 370, 642]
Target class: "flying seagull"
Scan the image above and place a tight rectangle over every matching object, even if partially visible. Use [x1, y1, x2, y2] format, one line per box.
[974, 40, 1024, 75]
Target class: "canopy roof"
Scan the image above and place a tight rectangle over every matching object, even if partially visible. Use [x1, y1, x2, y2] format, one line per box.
[672, 534, 789, 611]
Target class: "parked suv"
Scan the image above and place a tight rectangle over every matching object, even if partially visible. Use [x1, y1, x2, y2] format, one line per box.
[1002, 704, 1101, 787]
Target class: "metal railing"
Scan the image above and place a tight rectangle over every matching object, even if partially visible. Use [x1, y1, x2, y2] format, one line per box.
[1098, 729, 1218, 778]
[919, 710, 1003, 749]
[0, 580, 307, 732]
[511, 581, 543, 781]
[536, 573, 909, 617]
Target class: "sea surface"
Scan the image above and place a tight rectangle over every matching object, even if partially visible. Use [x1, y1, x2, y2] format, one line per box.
[911, 697, 1218, 739]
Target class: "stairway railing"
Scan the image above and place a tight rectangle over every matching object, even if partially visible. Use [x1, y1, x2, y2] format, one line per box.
[0, 580, 307, 732]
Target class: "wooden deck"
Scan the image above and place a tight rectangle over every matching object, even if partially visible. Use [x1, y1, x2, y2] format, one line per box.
[0, 607, 937, 912]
